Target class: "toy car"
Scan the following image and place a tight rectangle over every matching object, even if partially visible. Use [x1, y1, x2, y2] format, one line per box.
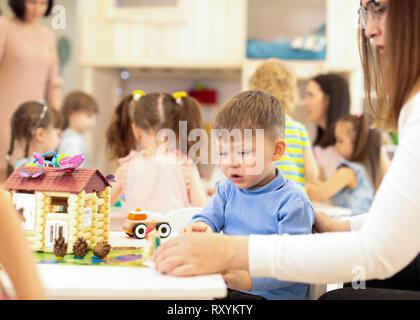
[122, 208, 172, 240]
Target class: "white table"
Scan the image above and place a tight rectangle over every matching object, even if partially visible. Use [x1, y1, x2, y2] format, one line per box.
[1, 232, 227, 300]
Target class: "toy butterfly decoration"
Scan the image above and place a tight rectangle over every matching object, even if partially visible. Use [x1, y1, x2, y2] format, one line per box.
[106, 174, 116, 183]
[56, 153, 86, 173]
[19, 169, 45, 179]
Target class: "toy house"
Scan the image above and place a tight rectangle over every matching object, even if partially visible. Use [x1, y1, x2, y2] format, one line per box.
[3, 167, 111, 253]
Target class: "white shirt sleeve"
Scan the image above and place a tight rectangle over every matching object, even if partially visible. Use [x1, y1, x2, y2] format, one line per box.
[249, 95, 420, 284]
[350, 214, 367, 231]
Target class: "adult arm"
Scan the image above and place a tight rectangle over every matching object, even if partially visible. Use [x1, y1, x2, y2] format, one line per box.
[378, 149, 390, 187]
[0, 191, 47, 299]
[250, 104, 420, 284]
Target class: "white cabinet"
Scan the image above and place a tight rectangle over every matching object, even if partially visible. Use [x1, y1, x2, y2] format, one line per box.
[80, 0, 247, 67]
[242, 0, 363, 115]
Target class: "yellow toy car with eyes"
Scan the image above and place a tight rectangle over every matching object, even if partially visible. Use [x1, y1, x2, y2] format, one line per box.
[122, 208, 172, 239]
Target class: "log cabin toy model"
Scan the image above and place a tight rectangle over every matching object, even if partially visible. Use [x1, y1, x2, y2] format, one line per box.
[3, 153, 112, 254]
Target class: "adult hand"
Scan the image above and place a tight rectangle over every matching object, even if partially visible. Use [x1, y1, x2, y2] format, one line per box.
[152, 233, 248, 277]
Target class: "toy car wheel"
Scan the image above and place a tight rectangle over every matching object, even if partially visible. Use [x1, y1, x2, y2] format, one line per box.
[133, 223, 147, 239]
[156, 223, 171, 238]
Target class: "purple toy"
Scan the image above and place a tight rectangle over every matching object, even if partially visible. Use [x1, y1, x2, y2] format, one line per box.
[56, 153, 86, 173]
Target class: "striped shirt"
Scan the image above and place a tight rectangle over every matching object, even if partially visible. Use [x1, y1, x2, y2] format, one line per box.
[276, 115, 312, 191]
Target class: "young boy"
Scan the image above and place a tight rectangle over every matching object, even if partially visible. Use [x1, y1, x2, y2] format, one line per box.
[58, 91, 99, 168]
[184, 90, 314, 300]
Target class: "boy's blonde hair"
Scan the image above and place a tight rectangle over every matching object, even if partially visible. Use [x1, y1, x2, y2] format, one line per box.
[214, 90, 285, 140]
[249, 58, 298, 113]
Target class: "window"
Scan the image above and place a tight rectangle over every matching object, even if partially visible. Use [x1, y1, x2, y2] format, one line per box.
[83, 207, 93, 228]
[12, 193, 36, 232]
[50, 197, 68, 214]
[45, 221, 68, 248]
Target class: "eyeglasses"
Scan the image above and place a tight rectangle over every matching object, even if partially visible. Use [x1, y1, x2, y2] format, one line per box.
[359, 0, 387, 30]
[33, 103, 48, 134]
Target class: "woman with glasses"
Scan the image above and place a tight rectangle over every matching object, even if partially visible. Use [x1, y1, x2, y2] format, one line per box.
[0, 0, 62, 180]
[153, 0, 420, 299]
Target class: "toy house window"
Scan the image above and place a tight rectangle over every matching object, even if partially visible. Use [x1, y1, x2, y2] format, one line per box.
[51, 197, 68, 214]
[12, 193, 36, 232]
[45, 221, 68, 248]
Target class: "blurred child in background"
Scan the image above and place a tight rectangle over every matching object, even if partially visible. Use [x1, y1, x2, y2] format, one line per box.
[307, 114, 382, 215]
[6, 101, 62, 176]
[107, 91, 209, 213]
[250, 58, 319, 191]
[58, 91, 99, 167]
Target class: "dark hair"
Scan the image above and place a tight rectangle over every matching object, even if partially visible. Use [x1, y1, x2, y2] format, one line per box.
[337, 114, 382, 190]
[312, 73, 350, 148]
[107, 92, 203, 159]
[359, 0, 420, 131]
[213, 90, 285, 140]
[61, 91, 99, 129]
[7, 101, 62, 176]
[8, 0, 54, 20]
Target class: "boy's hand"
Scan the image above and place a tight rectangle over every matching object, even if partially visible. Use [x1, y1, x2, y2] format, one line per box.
[180, 221, 212, 234]
[222, 270, 253, 291]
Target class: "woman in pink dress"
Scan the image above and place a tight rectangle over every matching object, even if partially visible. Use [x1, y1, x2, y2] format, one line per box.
[0, 0, 62, 180]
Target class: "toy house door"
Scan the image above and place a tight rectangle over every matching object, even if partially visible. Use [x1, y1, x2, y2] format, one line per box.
[45, 221, 68, 248]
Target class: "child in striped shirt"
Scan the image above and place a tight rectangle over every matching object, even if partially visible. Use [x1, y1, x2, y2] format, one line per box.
[250, 58, 319, 191]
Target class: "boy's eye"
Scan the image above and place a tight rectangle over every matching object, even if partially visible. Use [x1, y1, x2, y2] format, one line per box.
[219, 152, 228, 157]
[238, 151, 251, 156]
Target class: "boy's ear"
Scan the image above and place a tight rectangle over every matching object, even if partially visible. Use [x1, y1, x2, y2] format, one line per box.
[131, 123, 142, 141]
[272, 139, 286, 161]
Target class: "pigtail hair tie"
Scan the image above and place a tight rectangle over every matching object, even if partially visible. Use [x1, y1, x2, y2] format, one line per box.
[132, 90, 146, 101]
[172, 91, 187, 106]
[129, 90, 146, 122]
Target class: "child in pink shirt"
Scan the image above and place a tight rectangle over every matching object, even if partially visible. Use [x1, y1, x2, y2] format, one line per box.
[107, 91, 209, 213]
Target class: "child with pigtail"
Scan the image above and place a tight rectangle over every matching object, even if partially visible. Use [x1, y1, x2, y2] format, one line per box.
[106, 91, 209, 213]
[6, 101, 62, 177]
[307, 113, 382, 215]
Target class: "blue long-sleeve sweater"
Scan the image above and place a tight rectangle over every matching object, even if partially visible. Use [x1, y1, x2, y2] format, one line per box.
[191, 168, 314, 300]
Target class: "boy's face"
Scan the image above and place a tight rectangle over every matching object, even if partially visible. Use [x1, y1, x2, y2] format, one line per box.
[218, 133, 285, 189]
[69, 111, 97, 134]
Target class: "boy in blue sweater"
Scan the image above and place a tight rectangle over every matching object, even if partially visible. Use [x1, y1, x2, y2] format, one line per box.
[184, 90, 314, 300]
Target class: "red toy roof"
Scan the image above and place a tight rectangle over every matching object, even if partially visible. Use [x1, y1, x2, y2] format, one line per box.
[3, 167, 111, 194]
